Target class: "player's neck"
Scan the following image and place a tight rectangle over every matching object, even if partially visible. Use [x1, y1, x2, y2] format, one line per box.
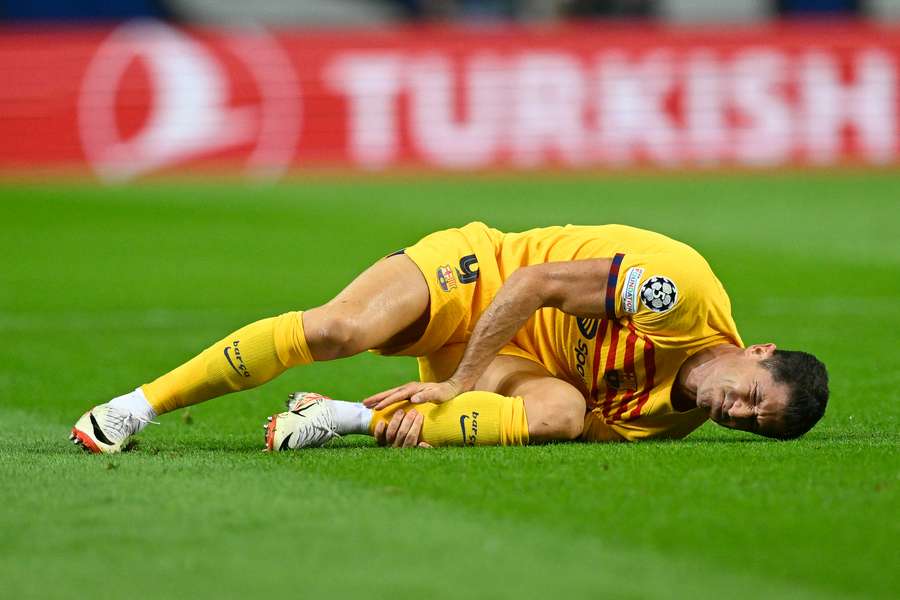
[674, 344, 742, 410]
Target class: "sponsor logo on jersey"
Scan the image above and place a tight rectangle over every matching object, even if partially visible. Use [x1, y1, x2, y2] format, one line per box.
[640, 276, 678, 313]
[604, 369, 637, 392]
[437, 264, 458, 292]
[621, 267, 645, 314]
[573, 318, 599, 386]
[574, 338, 590, 382]
[459, 411, 479, 445]
[224, 340, 251, 377]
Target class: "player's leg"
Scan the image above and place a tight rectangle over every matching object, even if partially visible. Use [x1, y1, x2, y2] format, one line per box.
[71, 254, 429, 454]
[269, 355, 585, 450]
[377, 355, 585, 446]
[474, 355, 586, 443]
[302, 254, 430, 360]
[140, 253, 429, 416]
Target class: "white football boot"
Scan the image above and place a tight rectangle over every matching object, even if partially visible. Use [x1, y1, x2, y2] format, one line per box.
[70, 404, 155, 454]
[264, 392, 340, 451]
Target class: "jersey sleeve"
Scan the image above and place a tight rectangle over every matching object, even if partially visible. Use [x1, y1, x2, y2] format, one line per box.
[603, 251, 739, 347]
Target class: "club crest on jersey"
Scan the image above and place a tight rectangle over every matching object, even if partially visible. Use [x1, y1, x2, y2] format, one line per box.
[621, 267, 644, 314]
[604, 369, 638, 392]
[640, 276, 677, 312]
[436, 264, 457, 292]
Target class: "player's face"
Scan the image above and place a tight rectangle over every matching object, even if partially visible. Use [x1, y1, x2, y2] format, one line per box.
[695, 344, 791, 437]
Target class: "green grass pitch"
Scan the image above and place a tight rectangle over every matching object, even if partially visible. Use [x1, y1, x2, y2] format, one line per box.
[1, 172, 897, 599]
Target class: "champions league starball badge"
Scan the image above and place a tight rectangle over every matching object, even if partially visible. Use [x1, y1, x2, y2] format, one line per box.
[640, 276, 677, 312]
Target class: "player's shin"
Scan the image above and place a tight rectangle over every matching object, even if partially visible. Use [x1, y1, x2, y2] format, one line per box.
[371, 391, 530, 446]
[142, 311, 314, 415]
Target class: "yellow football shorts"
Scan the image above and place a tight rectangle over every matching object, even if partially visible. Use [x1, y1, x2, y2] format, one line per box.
[373, 221, 536, 382]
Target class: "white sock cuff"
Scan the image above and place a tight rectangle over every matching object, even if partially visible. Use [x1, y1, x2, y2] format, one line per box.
[109, 387, 157, 421]
[328, 399, 373, 436]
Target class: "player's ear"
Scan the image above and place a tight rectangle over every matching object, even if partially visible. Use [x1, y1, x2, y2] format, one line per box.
[745, 343, 776, 359]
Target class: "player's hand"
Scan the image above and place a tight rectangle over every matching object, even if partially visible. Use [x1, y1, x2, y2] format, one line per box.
[373, 409, 432, 449]
[363, 379, 464, 410]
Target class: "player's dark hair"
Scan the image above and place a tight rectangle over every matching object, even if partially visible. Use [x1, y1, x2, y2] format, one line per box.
[761, 350, 829, 440]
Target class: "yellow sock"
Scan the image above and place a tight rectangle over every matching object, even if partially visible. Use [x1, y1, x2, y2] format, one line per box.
[142, 311, 314, 415]
[370, 391, 529, 446]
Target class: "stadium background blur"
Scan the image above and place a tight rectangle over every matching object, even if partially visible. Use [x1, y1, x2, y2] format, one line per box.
[0, 0, 896, 22]
[1, 2, 898, 599]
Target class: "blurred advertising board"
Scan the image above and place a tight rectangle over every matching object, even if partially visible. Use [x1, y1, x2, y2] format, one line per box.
[1, 22, 898, 180]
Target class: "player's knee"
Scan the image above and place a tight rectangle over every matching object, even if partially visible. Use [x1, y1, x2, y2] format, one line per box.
[548, 387, 585, 440]
[526, 391, 585, 442]
[553, 408, 584, 441]
[307, 313, 367, 360]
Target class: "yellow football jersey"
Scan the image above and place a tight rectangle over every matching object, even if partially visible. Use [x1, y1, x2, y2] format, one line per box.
[395, 222, 743, 442]
[494, 224, 744, 441]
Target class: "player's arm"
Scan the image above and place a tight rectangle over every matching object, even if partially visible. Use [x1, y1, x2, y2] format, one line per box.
[447, 259, 612, 392]
[364, 259, 612, 409]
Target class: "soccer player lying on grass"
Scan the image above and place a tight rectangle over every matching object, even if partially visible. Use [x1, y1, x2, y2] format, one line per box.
[70, 223, 829, 454]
